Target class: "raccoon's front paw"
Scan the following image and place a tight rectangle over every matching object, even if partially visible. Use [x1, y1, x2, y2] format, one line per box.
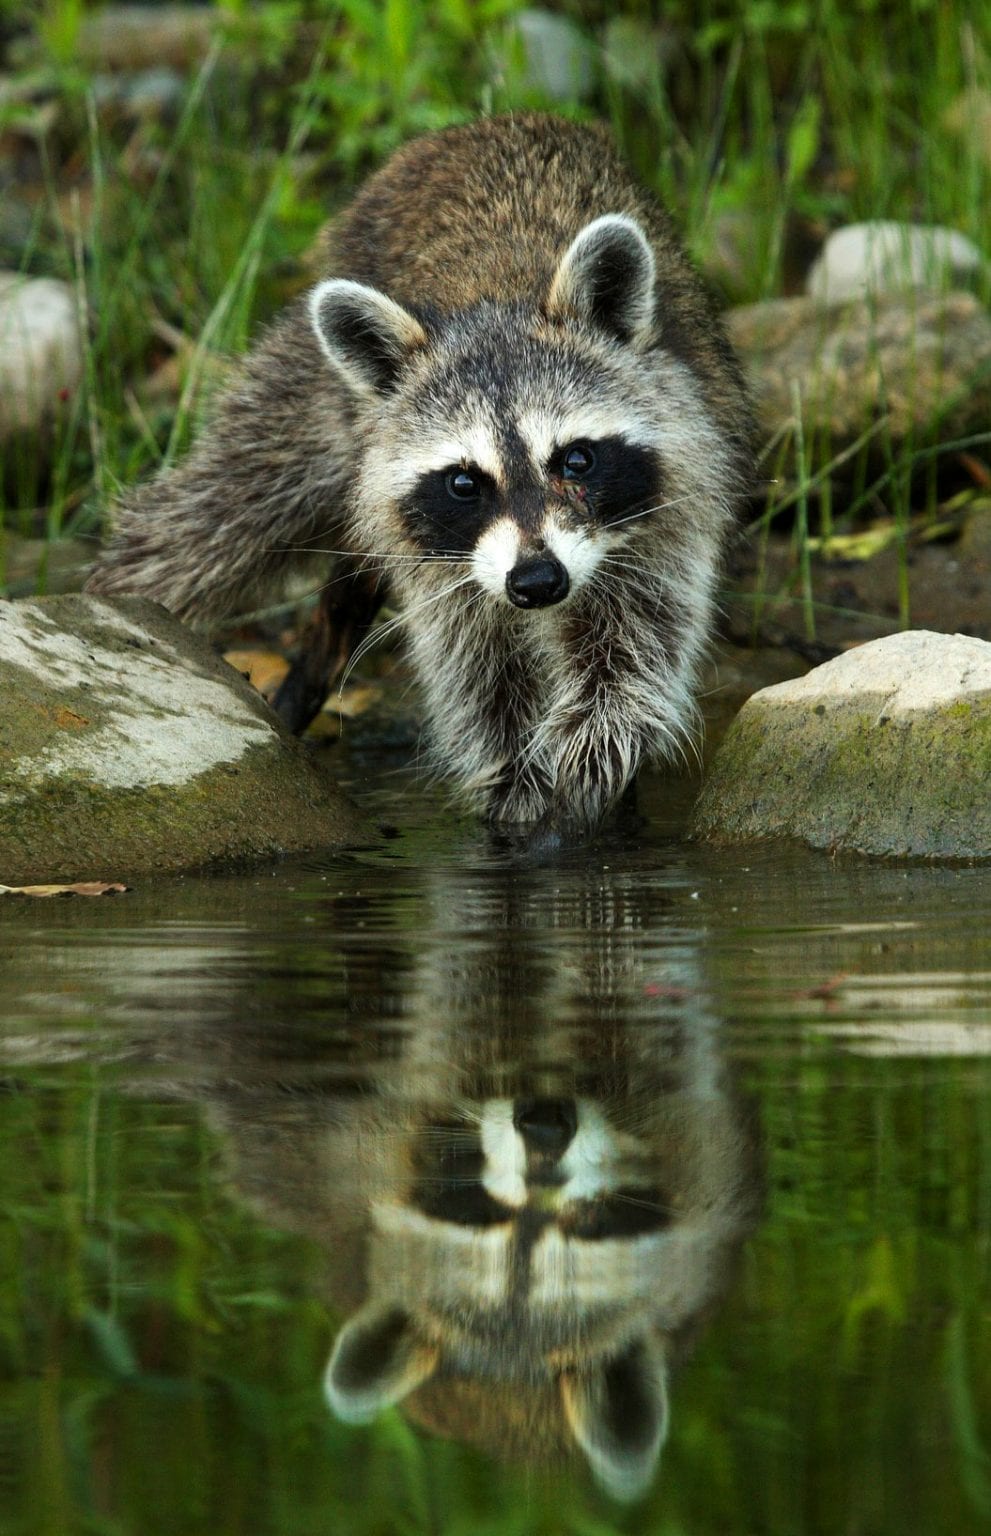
[484, 766, 552, 828]
[550, 724, 639, 831]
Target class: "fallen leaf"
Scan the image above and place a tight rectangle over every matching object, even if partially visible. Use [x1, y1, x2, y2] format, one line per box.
[0, 882, 129, 898]
[223, 649, 290, 698]
[806, 523, 899, 561]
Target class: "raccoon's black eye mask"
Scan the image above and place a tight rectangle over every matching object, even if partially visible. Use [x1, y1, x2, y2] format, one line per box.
[401, 467, 498, 554]
[443, 441, 596, 507]
[548, 436, 661, 530]
[401, 435, 662, 554]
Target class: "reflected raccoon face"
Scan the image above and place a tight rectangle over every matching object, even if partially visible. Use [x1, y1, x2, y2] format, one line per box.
[191, 1010, 758, 1504]
[405, 1097, 673, 1237]
[323, 1094, 692, 1501]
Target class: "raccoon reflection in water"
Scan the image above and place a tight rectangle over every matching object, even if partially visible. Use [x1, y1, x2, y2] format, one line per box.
[197, 869, 761, 1502]
[86, 115, 753, 835]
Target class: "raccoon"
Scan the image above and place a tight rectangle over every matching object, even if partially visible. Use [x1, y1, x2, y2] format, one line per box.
[86, 114, 753, 831]
[165, 864, 762, 1503]
[195, 1002, 760, 1503]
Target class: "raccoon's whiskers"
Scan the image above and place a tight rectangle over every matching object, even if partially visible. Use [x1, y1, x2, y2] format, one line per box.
[607, 1188, 678, 1217]
[604, 492, 694, 531]
[267, 542, 471, 565]
[338, 572, 476, 691]
[597, 555, 659, 584]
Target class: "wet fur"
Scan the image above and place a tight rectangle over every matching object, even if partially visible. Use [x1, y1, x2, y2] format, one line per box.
[86, 115, 753, 830]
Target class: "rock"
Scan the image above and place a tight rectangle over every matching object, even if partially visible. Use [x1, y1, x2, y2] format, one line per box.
[726, 289, 991, 449]
[692, 630, 991, 859]
[499, 9, 595, 101]
[807, 221, 985, 302]
[0, 273, 84, 440]
[71, 6, 215, 72]
[0, 595, 374, 883]
[91, 66, 185, 120]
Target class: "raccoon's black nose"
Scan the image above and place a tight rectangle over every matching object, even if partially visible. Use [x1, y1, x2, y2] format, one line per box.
[513, 1097, 577, 1154]
[505, 557, 570, 609]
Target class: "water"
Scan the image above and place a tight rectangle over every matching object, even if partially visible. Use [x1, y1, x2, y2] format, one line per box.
[1, 759, 989, 1536]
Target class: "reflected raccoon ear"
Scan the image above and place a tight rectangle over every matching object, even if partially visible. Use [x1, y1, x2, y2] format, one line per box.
[309, 279, 428, 396]
[324, 1304, 439, 1423]
[559, 1332, 669, 1502]
[547, 215, 657, 348]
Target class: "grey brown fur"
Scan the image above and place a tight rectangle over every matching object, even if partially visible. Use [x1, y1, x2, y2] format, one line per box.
[87, 114, 753, 830]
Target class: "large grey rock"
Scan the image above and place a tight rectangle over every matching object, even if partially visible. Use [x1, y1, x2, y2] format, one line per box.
[726, 289, 991, 448]
[91, 66, 185, 120]
[0, 273, 83, 440]
[67, 6, 214, 72]
[692, 631, 991, 859]
[807, 221, 985, 302]
[0, 595, 373, 883]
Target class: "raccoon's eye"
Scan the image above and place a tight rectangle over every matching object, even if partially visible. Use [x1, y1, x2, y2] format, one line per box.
[446, 468, 482, 501]
[562, 442, 596, 480]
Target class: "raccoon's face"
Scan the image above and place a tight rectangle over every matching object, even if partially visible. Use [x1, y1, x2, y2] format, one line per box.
[376, 316, 668, 612]
[309, 216, 706, 609]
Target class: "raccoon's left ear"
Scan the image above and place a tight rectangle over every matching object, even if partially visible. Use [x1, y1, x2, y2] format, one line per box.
[547, 215, 656, 349]
[559, 1332, 669, 1503]
[309, 279, 428, 396]
[324, 1304, 439, 1423]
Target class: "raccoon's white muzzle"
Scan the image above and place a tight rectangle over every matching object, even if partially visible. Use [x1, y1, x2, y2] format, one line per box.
[472, 516, 603, 606]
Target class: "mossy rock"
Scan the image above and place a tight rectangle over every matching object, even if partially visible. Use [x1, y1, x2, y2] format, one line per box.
[726, 289, 991, 450]
[692, 631, 991, 859]
[0, 595, 374, 883]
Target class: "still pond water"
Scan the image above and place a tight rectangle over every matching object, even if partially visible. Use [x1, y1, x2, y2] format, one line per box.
[1, 757, 989, 1536]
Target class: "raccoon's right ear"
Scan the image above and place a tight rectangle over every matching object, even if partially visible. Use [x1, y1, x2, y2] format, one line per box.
[309, 279, 428, 396]
[547, 214, 656, 349]
[324, 1304, 439, 1423]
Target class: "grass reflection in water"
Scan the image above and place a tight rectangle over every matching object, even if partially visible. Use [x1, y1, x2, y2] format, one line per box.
[1, 830, 989, 1535]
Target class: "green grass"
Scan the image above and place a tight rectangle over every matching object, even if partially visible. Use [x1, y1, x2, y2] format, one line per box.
[3, 0, 991, 635]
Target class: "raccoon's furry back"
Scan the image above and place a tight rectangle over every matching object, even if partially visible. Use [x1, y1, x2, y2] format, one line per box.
[328, 115, 748, 448]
